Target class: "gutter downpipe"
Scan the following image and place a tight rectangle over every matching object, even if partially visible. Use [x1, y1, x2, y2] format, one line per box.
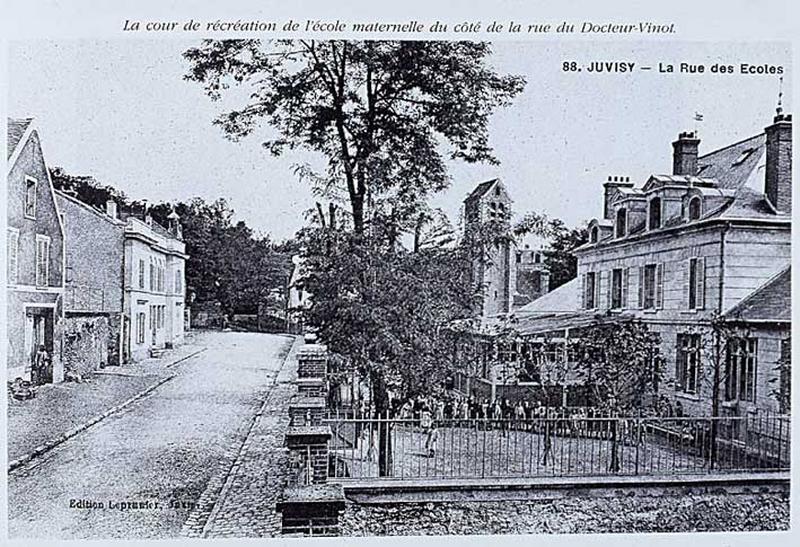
[718, 222, 731, 315]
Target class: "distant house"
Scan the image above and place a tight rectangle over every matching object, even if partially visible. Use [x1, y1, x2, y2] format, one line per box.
[6, 118, 66, 383]
[55, 191, 125, 373]
[122, 211, 187, 361]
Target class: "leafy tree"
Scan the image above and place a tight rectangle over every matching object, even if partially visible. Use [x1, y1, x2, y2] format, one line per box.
[50, 167, 132, 210]
[184, 39, 525, 235]
[570, 320, 662, 471]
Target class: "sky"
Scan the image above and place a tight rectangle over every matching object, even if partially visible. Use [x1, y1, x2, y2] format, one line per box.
[7, 40, 792, 243]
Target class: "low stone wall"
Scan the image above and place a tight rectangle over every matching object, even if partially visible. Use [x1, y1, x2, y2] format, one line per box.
[341, 490, 790, 535]
[62, 314, 115, 377]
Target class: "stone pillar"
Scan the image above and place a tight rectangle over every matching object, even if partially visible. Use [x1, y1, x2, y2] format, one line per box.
[288, 396, 327, 427]
[285, 425, 331, 485]
[296, 377, 327, 398]
[297, 343, 328, 379]
[276, 484, 346, 537]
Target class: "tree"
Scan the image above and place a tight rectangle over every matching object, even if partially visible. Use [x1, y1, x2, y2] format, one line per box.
[184, 39, 525, 235]
[571, 320, 662, 471]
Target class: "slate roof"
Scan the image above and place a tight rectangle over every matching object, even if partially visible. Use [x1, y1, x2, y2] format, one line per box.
[7, 118, 33, 159]
[696, 133, 766, 190]
[464, 179, 499, 204]
[725, 267, 790, 322]
[516, 277, 580, 315]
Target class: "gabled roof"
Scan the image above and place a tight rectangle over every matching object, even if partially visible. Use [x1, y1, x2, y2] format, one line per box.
[464, 179, 500, 204]
[7, 118, 33, 159]
[725, 267, 790, 322]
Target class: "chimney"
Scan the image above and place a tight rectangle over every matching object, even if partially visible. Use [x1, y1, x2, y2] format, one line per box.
[106, 199, 118, 220]
[603, 176, 633, 220]
[765, 111, 792, 213]
[672, 131, 700, 176]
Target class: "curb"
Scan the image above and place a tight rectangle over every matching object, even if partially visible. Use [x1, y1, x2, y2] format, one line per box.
[181, 336, 299, 538]
[8, 347, 205, 473]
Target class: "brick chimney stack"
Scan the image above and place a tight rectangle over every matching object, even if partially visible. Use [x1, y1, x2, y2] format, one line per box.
[765, 111, 792, 213]
[106, 199, 117, 220]
[603, 176, 633, 220]
[672, 131, 700, 176]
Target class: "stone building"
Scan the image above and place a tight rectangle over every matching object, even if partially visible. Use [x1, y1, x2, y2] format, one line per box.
[55, 191, 125, 374]
[494, 109, 792, 415]
[122, 211, 187, 361]
[514, 244, 551, 307]
[463, 179, 516, 320]
[6, 118, 66, 383]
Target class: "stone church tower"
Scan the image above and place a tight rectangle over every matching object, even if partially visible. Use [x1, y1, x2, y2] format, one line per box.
[463, 179, 516, 321]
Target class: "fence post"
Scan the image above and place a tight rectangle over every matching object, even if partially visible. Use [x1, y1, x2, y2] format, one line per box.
[634, 414, 641, 475]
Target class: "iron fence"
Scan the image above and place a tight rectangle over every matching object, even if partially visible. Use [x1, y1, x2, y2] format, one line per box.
[324, 412, 790, 480]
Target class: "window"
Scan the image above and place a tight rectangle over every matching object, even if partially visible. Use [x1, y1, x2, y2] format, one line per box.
[516, 253, 521, 264]
[136, 312, 146, 344]
[35, 235, 51, 287]
[534, 252, 541, 264]
[175, 270, 182, 294]
[649, 197, 662, 229]
[7, 229, 19, 284]
[688, 257, 706, 310]
[25, 177, 37, 219]
[149, 260, 156, 291]
[676, 333, 701, 394]
[725, 338, 757, 403]
[138, 259, 145, 289]
[639, 264, 663, 310]
[615, 209, 627, 238]
[583, 271, 598, 309]
[610, 268, 623, 309]
[688, 197, 702, 220]
[590, 226, 599, 243]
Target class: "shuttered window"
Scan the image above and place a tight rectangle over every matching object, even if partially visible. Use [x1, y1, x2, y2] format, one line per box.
[610, 268, 623, 309]
[35, 235, 50, 287]
[640, 263, 663, 310]
[7, 229, 19, 284]
[676, 333, 701, 394]
[688, 257, 706, 310]
[622, 267, 630, 308]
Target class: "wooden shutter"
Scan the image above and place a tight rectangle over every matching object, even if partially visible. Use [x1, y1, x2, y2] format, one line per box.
[622, 267, 630, 308]
[637, 266, 645, 308]
[580, 274, 587, 309]
[656, 263, 664, 309]
[36, 238, 48, 286]
[696, 257, 705, 309]
[595, 272, 602, 310]
[606, 271, 613, 309]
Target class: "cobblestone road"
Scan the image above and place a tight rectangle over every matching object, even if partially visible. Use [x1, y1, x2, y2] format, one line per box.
[7, 331, 294, 540]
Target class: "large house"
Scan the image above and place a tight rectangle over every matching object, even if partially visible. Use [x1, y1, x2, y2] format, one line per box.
[122, 211, 187, 361]
[478, 109, 791, 415]
[6, 118, 66, 383]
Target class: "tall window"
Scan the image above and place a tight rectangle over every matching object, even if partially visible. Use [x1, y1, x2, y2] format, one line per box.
[149, 259, 156, 291]
[676, 333, 701, 394]
[175, 269, 182, 294]
[25, 177, 37, 218]
[610, 268, 623, 309]
[584, 272, 598, 309]
[615, 209, 627, 238]
[639, 264, 662, 309]
[725, 338, 757, 403]
[7, 229, 19, 284]
[688, 197, 702, 220]
[590, 226, 599, 243]
[688, 257, 706, 310]
[136, 312, 146, 344]
[35, 235, 51, 287]
[649, 197, 662, 229]
[138, 259, 145, 289]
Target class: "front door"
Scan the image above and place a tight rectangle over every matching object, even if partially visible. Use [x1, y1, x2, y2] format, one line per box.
[26, 307, 54, 384]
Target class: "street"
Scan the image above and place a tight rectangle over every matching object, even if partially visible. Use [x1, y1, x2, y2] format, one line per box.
[8, 331, 294, 540]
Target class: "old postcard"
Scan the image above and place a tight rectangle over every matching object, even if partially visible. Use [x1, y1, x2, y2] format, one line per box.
[1, 1, 796, 545]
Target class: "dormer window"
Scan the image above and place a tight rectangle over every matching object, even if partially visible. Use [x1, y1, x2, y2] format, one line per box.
[590, 226, 599, 243]
[649, 197, 662, 230]
[615, 209, 627, 238]
[688, 196, 702, 221]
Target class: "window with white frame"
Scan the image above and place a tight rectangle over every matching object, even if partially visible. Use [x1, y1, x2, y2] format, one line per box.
[136, 312, 146, 344]
[676, 333, 701, 395]
[25, 177, 37, 219]
[7, 228, 19, 284]
[138, 259, 145, 289]
[725, 338, 757, 403]
[583, 271, 599, 309]
[610, 268, 623, 309]
[688, 196, 702, 220]
[639, 263, 663, 310]
[35, 235, 51, 287]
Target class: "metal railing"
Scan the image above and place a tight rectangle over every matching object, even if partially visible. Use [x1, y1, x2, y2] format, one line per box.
[325, 412, 790, 481]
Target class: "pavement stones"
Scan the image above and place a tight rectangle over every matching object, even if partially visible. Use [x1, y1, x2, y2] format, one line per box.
[182, 336, 303, 538]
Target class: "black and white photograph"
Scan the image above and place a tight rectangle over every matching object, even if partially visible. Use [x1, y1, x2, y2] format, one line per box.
[1, 4, 796, 543]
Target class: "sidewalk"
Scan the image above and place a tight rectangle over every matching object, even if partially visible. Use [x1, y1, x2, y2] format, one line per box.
[7, 340, 206, 467]
[185, 336, 301, 538]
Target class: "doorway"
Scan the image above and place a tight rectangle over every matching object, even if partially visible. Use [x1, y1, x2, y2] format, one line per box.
[25, 306, 55, 385]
